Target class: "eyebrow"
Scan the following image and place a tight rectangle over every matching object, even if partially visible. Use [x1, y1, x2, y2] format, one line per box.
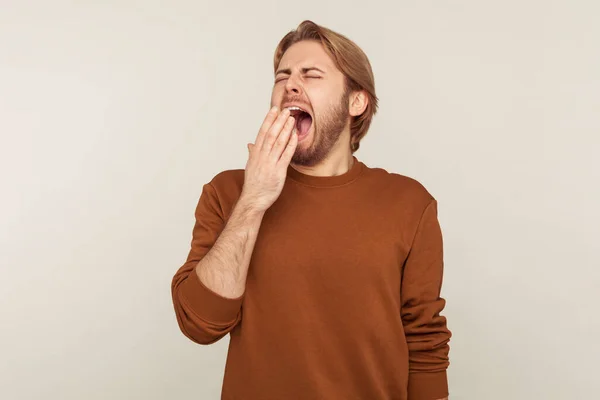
[275, 67, 326, 76]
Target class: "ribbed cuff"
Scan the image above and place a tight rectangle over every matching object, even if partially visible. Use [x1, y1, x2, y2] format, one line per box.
[407, 370, 449, 400]
[179, 270, 244, 324]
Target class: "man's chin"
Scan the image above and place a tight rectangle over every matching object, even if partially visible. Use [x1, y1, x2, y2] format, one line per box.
[291, 145, 315, 165]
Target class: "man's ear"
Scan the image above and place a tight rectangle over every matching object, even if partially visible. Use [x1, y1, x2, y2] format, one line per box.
[349, 90, 368, 117]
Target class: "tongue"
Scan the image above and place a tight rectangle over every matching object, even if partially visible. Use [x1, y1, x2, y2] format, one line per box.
[297, 114, 312, 136]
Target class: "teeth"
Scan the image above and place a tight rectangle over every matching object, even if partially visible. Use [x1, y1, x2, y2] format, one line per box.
[286, 106, 304, 112]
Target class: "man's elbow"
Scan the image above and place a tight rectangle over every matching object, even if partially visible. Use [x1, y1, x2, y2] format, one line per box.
[174, 311, 241, 345]
[171, 268, 244, 345]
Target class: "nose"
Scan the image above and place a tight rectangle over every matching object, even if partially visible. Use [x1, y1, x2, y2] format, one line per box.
[284, 75, 303, 96]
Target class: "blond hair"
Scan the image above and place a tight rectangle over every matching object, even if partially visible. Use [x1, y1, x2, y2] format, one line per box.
[273, 20, 379, 153]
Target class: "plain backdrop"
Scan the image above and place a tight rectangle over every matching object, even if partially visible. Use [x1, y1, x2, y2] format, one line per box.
[1, 1, 599, 399]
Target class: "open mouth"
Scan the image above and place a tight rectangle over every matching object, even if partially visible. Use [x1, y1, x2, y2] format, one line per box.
[286, 107, 313, 138]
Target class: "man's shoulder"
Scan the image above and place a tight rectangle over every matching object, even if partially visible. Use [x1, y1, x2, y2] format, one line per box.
[363, 165, 439, 246]
[209, 167, 245, 188]
[366, 164, 435, 206]
[203, 167, 245, 211]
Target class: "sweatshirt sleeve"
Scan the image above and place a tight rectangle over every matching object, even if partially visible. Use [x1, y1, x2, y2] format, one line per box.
[401, 198, 452, 400]
[171, 182, 244, 345]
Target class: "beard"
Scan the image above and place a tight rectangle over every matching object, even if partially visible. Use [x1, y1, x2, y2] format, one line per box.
[291, 87, 351, 167]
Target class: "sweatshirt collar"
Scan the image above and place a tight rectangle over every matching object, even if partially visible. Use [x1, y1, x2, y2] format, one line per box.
[286, 155, 365, 188]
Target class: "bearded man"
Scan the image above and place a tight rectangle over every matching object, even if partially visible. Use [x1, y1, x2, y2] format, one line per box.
[171, 20, 452, 400]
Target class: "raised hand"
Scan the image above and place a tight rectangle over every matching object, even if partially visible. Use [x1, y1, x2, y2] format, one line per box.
[241, 106, 298, 213]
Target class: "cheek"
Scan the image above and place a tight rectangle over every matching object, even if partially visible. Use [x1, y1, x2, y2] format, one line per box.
[270, 88, 282, 105]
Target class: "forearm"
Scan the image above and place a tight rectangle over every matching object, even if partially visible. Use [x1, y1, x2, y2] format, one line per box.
[195, 195, 264, 298]
[403, 198, 451, 399]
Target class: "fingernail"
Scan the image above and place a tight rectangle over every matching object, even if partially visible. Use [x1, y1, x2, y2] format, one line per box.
[271, 106, 278, 113]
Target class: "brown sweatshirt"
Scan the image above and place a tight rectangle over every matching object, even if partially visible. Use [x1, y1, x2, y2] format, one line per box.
[171, 155, 451, 400]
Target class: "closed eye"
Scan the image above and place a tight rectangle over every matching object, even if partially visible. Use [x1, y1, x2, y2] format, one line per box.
[275, 76, 322, 83]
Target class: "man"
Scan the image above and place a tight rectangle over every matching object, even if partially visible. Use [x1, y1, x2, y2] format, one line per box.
[171, 20, 451, 400]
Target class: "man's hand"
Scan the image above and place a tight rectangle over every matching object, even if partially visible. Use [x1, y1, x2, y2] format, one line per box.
[242, 106, 297, 213]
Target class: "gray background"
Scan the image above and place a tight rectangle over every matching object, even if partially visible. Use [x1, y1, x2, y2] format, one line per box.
[1, 1, 599, 399]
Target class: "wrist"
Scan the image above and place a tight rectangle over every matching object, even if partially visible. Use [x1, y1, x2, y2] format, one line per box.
[235, 195, 266, 219]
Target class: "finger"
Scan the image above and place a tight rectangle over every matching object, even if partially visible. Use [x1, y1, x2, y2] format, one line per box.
[260, 109, 291, 155]
[270, 116, 295, 160]
[277, 125, 298, 166]
[254, 106, 279, 150]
